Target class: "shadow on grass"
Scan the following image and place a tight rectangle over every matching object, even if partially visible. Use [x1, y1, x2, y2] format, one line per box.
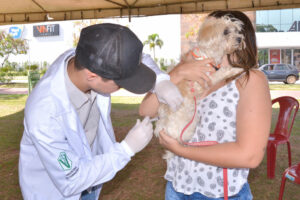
[1, 101, 300, 200]
[0, 94, 27, 101]
[101, 107, 300, 200]
[111, 103, 141, 127]
[249, 107, 300, 200]
[102, 102, 167, 200]
[0, 109, 24, 200]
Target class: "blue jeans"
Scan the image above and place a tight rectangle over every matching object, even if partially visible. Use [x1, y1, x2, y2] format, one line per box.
[165, 181, 253, 200]
[81, 190, 96, 200]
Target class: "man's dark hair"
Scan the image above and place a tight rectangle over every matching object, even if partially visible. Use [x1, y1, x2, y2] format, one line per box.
[74, 55, 85, 70]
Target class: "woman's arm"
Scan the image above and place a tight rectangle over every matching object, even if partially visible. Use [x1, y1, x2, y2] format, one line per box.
[139, 57, 215, 117]
[139, 92, 160, 117]
[159, 70, 272, 169]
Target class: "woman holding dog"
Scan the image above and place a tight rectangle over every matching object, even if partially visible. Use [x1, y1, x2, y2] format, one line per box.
[139, 10, 271, 200]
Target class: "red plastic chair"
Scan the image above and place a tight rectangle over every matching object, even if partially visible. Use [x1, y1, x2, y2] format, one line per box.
[267, 96, 299, 179]
[278, 163, 300, 200]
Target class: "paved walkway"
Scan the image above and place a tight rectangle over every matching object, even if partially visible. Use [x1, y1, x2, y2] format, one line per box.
[0, 88, 28, 95]
[270, 90, 300, 99]
[0, 87, 299, 99]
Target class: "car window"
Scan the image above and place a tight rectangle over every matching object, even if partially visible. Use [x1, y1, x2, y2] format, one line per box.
[274, 64, 285, 70]
[269, 65, 274, 70]
[288, 64, 297, 70]
[262, 65, 269, 70]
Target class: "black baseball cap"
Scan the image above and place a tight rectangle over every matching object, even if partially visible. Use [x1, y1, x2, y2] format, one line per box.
[75, 23, 156, 94]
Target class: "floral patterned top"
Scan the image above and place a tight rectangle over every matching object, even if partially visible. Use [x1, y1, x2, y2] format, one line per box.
[164, 80, 249, 198]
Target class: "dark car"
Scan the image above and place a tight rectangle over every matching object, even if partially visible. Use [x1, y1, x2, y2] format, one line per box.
[259, 63, 299, 84]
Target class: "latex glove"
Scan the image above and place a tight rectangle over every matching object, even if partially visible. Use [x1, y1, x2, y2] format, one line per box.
[154, 80, 183, 112]
[123, 117, 153, 154]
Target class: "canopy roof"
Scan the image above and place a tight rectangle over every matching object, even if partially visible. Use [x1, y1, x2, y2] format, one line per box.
[1, 0, 300, 24]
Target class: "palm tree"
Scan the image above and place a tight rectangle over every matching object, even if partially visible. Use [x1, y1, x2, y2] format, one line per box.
[143, 33, 163, 59]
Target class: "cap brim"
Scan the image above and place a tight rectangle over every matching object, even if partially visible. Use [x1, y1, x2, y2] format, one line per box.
[114, 63, 156, 94]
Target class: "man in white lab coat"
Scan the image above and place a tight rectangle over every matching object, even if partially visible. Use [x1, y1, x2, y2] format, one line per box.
[18, 23, 182, 200]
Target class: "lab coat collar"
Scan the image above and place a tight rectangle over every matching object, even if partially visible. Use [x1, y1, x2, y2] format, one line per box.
[48, 49, 91, 153]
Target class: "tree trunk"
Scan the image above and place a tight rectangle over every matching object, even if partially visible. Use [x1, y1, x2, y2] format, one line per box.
[1, 55, 9, 67]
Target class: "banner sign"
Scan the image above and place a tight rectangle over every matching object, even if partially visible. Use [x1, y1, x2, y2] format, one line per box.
[270, 49, 281, 64]
[33, 24, 59, 37]
[288, 21, 300, 32]
[9, 26, 23, 39]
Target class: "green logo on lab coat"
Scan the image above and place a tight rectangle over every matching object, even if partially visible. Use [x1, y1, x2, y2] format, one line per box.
[58, 152, 72, 171]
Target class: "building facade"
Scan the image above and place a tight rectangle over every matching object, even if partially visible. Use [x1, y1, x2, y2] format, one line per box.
[181, 9, 300, 70]
[256, 8, 300, 70]
[0, 15, 181, 68]
[1, 9, 299, 71]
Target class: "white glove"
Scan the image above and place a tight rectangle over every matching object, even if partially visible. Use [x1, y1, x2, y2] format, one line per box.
[154, 80, 183, 112]
[123, 117, 153, 154]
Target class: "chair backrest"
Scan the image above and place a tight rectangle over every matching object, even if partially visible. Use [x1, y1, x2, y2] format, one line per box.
[272, 96, 299, 138]
[297, 163, 300, 174]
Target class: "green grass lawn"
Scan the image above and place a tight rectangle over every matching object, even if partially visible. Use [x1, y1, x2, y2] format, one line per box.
[0, 95, 300, 200]
[0, 95, 27, 199]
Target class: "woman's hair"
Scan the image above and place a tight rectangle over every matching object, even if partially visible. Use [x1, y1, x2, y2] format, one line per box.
[208, 10, 258, 80]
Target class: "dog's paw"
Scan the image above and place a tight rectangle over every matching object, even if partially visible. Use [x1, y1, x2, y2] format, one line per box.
[163, 150, 175, 160]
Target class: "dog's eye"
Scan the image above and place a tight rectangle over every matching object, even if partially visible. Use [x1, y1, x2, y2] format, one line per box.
[223, 29, 229, 35]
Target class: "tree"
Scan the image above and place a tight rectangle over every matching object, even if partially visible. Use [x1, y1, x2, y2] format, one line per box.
[143, 33, 164, 59]
[258, 49, 269, 66]
[0, 31, 28, 67]
[256, 24, 278, 32]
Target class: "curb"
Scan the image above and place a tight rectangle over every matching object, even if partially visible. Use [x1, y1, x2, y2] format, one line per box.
[0, 88, 28, 95]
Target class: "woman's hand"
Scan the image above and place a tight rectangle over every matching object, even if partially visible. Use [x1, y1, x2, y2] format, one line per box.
[169, 55, 216, 88]
[159, 129, 183, 154]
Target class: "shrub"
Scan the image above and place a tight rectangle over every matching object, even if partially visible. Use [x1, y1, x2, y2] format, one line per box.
[0, 71, 14, 83]
[0, 61, 49, 82]
[25, 64, 39, 71]
[40, 68, 47, 76]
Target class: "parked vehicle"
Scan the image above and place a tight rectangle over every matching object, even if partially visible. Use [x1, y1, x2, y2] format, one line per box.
[259, 63, 299, 84]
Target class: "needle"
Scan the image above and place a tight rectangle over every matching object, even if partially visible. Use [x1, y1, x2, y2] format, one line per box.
[149, 117, 159, 122]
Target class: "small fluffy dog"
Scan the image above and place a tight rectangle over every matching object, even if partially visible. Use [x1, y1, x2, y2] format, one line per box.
[154, 15, 246, 159]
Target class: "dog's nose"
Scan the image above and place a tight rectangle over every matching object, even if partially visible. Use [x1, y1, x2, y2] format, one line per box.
[237, 37, 242, 43]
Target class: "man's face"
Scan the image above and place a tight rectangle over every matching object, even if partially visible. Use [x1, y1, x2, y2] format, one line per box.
[90, 75, 120, 94]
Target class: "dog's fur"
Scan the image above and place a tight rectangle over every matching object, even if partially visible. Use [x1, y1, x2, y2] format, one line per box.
[154, 15, 246, 159]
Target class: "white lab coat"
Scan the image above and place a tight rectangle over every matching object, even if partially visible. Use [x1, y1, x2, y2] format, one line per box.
[19, 49, 168, 200]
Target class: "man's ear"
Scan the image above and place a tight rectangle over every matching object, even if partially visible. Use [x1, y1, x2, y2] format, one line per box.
[85, 69, 98, 81]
